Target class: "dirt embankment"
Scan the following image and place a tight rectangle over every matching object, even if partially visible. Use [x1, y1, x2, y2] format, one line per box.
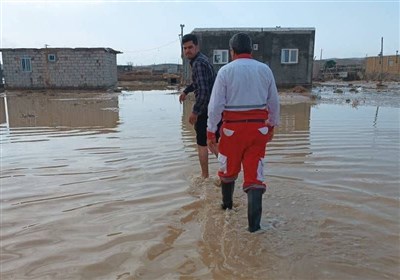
[118, 70, 180, 91]
[278, 85, 316, 104]
[118, 80, 170, 91]
[116, 81, 316, 104]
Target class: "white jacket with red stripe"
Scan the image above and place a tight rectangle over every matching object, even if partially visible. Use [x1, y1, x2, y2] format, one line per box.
[207, 57, 280, 134]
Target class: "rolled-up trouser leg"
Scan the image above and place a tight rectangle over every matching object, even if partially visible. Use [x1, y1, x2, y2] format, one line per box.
[247, 189, 263, 232]
[221, 181, 235, 210]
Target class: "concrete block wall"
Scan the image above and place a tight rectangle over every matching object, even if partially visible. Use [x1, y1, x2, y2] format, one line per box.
[1, 48, 119, 89]
[191, 28, 315, 88]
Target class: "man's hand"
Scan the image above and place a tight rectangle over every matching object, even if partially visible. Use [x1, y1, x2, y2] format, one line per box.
[266, 128, 274, 143]
[265, 120, 275, 143]
[207, 138, 219, 157]
[179, 92, 187, 104]
[189, 112, 198, 125]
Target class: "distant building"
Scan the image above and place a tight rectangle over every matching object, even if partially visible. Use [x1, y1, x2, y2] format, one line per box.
[117, 65, 134, 72]
[365, 54, 400, 81]
[313, 54, 400, 82]
[0, 63, 4, 87]
[117, 63, 180, 75]
[0, 47, 121, 90]
[313, 58, 366, 81]
[117, 63, 181, 84]
[183, 27, 316, 88]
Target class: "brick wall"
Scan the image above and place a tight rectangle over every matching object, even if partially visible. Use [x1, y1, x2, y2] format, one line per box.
[1, 48, 119, 89]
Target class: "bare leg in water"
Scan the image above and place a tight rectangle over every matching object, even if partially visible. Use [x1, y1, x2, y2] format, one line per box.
[198, 145, 209, 178]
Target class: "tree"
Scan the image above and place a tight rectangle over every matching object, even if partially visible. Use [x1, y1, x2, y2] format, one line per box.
[324, 60, 336, 69]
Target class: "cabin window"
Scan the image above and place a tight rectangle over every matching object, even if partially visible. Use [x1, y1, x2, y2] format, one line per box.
[48, 54, 56, 62]
[21, 57, 32, 72]
[253, 44, 259, 51]
[281, 49, 298, 64]
[213, 50, 229, 64]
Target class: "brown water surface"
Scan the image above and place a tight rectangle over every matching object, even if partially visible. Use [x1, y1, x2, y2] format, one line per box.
[1, 90, 399, 279]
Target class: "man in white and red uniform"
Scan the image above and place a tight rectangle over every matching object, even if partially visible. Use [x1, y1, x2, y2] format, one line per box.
[207, 33, 280, 233]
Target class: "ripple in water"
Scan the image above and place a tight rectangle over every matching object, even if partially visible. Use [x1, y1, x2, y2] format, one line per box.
[1, 90, 399, 279]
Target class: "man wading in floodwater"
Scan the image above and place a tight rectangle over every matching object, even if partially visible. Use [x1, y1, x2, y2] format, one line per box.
[179, 33, 217, 178]
[207, 33, 280, 232]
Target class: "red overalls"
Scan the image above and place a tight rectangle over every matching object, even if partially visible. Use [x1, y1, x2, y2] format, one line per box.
[217, 110, 272, 192]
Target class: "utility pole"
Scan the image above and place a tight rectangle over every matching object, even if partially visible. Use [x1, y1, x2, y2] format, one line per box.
[378, 37, 384, 86]
[179, 24, 188, 86]
[180, 24, 184, 59]
[320, 48, 323, 60]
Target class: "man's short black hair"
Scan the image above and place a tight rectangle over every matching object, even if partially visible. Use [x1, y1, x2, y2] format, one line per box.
[229, 33, 252, 54]
[182, 33, 198, 45]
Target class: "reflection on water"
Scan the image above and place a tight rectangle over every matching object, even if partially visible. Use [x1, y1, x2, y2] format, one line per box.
[1, 92, 119, 129]
[1, 90, 399, 279]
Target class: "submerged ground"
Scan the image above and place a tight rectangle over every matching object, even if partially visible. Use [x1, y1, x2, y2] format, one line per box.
[1, 81, 399, 279]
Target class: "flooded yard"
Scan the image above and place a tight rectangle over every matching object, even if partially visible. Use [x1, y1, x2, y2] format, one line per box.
[1, 86, 399, 279]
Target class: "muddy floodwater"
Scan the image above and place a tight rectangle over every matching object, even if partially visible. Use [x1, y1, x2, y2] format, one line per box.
[1, 86, 399, 280]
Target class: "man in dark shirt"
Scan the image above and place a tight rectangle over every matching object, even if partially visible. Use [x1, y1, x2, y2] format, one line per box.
[179, 33, 216, 178]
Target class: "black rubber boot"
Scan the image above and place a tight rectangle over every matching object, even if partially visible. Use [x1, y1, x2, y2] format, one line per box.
[247, 189, 263, 232]
[221, 181, 235, 210]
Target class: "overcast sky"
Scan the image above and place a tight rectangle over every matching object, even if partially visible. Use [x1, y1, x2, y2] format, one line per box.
[1, 0, 399, 65]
